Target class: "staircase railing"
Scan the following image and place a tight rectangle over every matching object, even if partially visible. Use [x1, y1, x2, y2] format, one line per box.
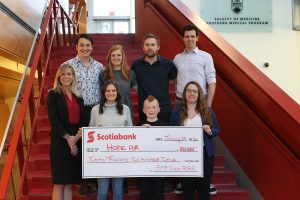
[136, 0, 300, 199]
[0, 0, 78, 198]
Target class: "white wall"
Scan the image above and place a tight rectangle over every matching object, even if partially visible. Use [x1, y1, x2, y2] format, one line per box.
[182, 0, 300, 104]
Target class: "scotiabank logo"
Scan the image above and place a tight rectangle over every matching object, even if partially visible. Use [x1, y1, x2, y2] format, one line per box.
[87, 131, 95, 143]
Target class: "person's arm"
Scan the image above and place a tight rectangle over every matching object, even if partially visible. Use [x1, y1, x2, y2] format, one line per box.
[125, 106, 133, 126]
[89, 107, 96, 127]
[130, 70, 138, 91]
[47, 90, 68, 137]
[206, 83, 216, 108]
[210, 110, 220, 137]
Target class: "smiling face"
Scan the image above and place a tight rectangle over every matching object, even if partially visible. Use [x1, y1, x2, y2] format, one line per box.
[185, 83, 199, 104]
[59, 67, 74, 88]
[183, 30, 199, 52]
[143, 99, 160, 121]
[110, 49, 123, 67]
[76, 38, 93, 59]
[105, 84, 118, 103]
[143, 38, 160, 58]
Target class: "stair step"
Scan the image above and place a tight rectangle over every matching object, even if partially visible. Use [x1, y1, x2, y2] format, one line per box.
[51, 45, 142, 54]
[23, 188, 249, 200]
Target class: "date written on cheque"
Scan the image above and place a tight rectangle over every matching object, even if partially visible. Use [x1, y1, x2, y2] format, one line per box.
[154, 165, 196, 171]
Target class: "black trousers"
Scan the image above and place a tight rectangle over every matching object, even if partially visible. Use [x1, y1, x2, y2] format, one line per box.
[182, 151, 214, 200]
[140, 177, 164, 200]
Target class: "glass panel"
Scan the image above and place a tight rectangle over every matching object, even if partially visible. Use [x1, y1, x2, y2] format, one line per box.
[113, 21, 129, 33]
[96, 21, 112, 33]
[93, 0, 131, 16]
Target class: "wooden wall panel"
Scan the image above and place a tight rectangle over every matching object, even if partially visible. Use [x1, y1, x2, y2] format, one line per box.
[0, 12, 34, 60]
[1, 0, 46, 30]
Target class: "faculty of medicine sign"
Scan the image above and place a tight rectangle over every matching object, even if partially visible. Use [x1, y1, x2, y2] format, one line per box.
[200, 0, 272, 32]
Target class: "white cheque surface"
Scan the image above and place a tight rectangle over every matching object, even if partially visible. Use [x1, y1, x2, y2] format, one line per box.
[82, 127, 203, 178]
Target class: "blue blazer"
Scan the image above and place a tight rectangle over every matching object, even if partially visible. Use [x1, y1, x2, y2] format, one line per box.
[169, 106, 220, 157]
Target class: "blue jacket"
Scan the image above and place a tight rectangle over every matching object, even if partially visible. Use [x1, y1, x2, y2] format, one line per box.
[169, 106, 220, 157]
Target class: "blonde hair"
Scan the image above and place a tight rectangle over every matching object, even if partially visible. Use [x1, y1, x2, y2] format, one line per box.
[53, 64, 80, 97]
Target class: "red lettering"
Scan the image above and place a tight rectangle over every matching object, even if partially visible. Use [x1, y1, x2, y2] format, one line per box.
[128, 145, 139, 151]
[106, 144, 126, 151]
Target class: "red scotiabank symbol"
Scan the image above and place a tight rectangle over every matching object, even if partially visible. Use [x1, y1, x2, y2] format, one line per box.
[87, 131, 95, 143]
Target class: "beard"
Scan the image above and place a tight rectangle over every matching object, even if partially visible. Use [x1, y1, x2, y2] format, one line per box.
[145, 51, 157, 58]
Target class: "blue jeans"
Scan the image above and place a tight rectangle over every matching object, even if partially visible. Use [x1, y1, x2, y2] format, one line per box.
[97, 178, 124, 200]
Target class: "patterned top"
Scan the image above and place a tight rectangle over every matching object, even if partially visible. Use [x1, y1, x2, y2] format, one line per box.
[63, 56, 104, 106]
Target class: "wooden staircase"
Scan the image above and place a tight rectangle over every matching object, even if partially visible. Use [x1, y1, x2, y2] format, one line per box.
[21, 34, 249, 200]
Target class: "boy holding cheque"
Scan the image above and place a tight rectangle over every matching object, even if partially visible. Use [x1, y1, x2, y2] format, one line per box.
[138, 95, 167, 200]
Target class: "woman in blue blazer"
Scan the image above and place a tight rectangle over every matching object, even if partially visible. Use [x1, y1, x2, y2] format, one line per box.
[170, 81, 220, 200]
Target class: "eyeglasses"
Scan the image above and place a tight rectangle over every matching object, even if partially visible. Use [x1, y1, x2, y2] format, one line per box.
[186, 89, 198, 94]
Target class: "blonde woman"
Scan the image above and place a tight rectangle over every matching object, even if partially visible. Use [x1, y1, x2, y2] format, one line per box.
[47, 64, 86, 200]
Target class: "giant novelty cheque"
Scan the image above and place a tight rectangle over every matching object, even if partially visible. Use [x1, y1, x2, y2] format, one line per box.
[82, 127, 203, 178]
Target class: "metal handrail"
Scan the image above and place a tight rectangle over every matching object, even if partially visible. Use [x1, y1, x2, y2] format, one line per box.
[0, 0, 49, 157]
[0, 0, 79, 198]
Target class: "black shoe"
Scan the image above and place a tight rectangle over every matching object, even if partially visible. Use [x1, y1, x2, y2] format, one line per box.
[174, 182, 182, 194]
[209, 184, 217, 195]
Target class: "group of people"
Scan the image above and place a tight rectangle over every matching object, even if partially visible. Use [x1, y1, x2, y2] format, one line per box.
[47, 24, 220, 200]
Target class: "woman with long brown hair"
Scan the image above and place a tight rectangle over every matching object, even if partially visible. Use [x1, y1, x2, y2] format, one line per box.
[89, 79, 132, 200]
[170, 81, 220, 200]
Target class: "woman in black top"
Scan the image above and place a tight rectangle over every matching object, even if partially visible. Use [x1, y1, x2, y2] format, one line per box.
[47, 64, 86, 200]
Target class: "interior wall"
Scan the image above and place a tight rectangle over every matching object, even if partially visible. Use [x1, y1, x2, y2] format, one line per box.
[0, 101, 10, 144]
[0, 0, 46, 61]
[181, 0, 300, 104]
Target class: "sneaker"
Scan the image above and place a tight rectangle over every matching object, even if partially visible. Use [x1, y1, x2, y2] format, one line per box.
[209, 184, 217, 195]
[174, 182, 183, 194]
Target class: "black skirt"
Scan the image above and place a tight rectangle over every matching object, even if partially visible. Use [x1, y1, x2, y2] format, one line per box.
[50, 125, 82, 184]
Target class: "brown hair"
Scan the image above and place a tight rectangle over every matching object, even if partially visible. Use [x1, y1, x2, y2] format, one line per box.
[142, 33, 160, 46]
[181, 24, 200, 37]
[179, 81, 213, 127]
[99, 79, 123, 115]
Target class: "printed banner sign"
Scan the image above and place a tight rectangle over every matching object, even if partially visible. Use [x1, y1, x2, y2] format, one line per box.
[82, 127, 203, 178]
[200, 0, 272, 32]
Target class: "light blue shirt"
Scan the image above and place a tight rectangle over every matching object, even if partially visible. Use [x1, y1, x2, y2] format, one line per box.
[173, 47, 216, 98]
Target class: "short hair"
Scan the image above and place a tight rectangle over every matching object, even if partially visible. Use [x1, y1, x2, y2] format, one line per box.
[142, 33, 160, 46]
[76, 34, 94, 45]
[181, 24, 199, 37]
[146, 95, 156, 102]
[143, 95, 159, 107]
